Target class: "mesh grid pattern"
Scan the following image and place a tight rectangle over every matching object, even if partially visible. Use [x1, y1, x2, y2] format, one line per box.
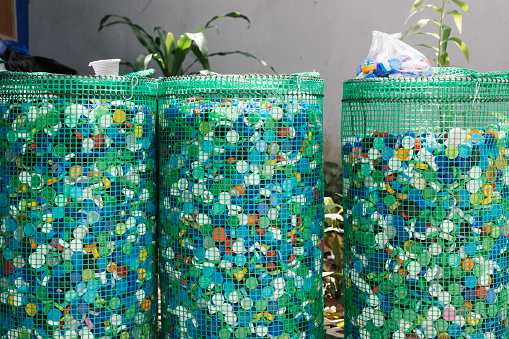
[158, 74, 325, 339]
[0, 73, 158, 338]
[341, 68, 509, 339]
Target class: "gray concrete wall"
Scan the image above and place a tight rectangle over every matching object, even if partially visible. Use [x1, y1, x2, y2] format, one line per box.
[29, 0, 509, 163]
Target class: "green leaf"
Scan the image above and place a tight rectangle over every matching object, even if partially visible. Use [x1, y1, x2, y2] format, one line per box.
[133, 54, 153, 71]
[438, 52, 450, 67]
[452, 11, 463, 34]
[449, 10, 463, 34]
[325, 203, 340, 211]
[432, 5, 443, 13]
[325, 227, 344, 233]
[406, 4, 441, 23]
[409, 0, 426, 13]
[98, 15, 159, 54]
[452, 0, 470, 13]
[187, 32, 210, 71]
[448, 37, 470, 63]
[205, 12, 250, 28]
[154, 27, 168, 56]
[97, 14, 113, 32]
[332, 272, 343, 281]
[325, 161, 340, 171]
[151, 54, 166, 74]
[209, 51, 277, 73]
[154, 27, 166, 47]
[442, 25, 452, 41]
[171, 34, 193, 76]
[176, 34, 193, 52]
[401, 19, 431, 39]
[413, 31, 440, 39]
[187, 32, 208, 57]
[332, 236, 342, 267]
[414, 43, 439, 52]
[165, 32, 176, 55]
[324, 172, 335, 185]
[160, 32, 176, 76]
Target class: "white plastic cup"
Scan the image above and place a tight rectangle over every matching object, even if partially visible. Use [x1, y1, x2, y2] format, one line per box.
[88, 59, 120, 76]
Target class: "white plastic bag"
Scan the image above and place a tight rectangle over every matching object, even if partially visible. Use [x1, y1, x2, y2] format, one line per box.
[357, 31, 433, 79]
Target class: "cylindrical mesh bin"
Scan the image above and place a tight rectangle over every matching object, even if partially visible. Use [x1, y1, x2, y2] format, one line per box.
[0, 73, 158, 338]
[341, 68, 509, 339]
[158, 74, 325, 339]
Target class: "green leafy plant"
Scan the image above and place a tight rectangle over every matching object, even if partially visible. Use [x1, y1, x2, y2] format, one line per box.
[98, 12, 275, 76]
[401, 0, 470, 66]
[323, 195, 344, 312]
[324, 195, 344, 265]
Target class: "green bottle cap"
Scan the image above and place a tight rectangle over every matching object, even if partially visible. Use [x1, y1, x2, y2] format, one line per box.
[482, 237, 495, 250]
[125, 306, 135, 320]
[246, 277, 259, 290]
[472, 263, 484, 277]
[379, 281, 394, 295]
[41, 187, 56, 200]
[199, 276, 212, 289]
[255, 300, 268, 312]
[435, 319, 448, 332]
[384, 195, 397, 207]
[403, 309, 416, 322]
[193, 166, 205, 180]
[423, 169, 436, 181]
[390, 308, 403, 320]
[451, 295, 465, 307]
[218, 327, 231, 339]
[417, 253, 431, 266]
[451, 266, 465, 279]
[373, 137, 385, 150]
[385, 319, 398, 332]
[422, 187, 436, 201]
[475, 302, 486, 315]
[235, 327, 249, 339]
[394, 286, 407, 299]
[372, 170, 384, 183]
[361, 163, 372, 176]
[487, 304, 500, 317]
[448, 283, 462, 295]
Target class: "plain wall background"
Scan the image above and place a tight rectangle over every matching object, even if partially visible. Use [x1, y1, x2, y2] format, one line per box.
[29, 0, 509, 164]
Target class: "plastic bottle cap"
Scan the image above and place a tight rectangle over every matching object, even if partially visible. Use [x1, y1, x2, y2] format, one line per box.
[241, 297, 253, 310]
[448, 254, 461, 267]
[427, 306, 441, 321]
[422, 187, 436, 201]
[28, 251, 45, 269]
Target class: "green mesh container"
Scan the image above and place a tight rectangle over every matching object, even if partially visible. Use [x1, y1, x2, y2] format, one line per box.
[341, 68, 509, 339]
[0, 73, 158, 338]
[158, 74, 325, 339]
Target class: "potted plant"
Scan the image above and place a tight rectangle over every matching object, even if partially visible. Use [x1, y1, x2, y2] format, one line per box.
[98, 12, 275, 76]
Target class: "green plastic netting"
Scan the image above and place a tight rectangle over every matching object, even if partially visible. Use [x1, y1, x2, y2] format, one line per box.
[341, 67, 509, 339]
[157, 74, 325, 339]
[0, 73, 158, 338]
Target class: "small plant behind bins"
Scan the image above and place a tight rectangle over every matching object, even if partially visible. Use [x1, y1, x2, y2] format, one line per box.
[98, 12, 276, 76]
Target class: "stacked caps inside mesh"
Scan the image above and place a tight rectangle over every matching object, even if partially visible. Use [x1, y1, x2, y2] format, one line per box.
[160, 94, 324, 338]
[343, 126, 509, 339]
[0, 98, 157, 338]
